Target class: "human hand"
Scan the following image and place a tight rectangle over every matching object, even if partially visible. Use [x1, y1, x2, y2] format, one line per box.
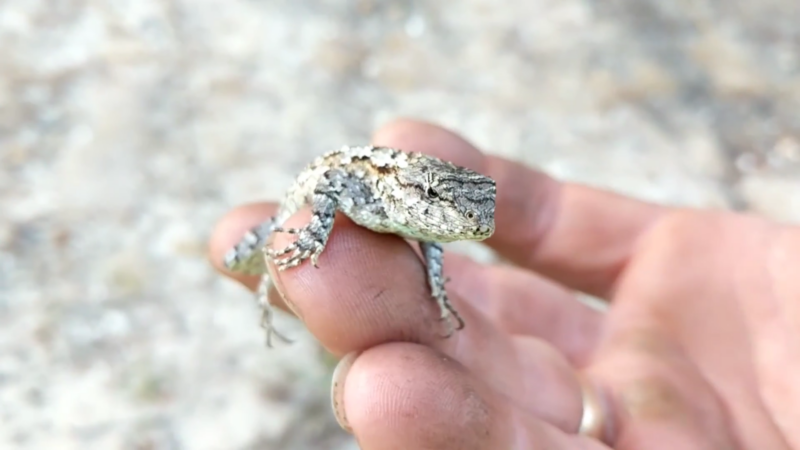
[209, 120, 800, 449]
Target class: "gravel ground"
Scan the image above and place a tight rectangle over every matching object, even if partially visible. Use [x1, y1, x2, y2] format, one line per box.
[1, 0, 799, 449]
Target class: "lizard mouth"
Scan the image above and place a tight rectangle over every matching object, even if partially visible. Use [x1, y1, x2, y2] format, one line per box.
[466, 225, 494, 240]
[477, 224, 494, 236]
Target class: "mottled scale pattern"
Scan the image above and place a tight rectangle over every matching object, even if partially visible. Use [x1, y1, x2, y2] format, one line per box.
[223, 145, 497, 346]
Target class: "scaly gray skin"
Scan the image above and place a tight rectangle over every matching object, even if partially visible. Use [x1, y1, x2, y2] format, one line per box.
[223, 145, 497, 346]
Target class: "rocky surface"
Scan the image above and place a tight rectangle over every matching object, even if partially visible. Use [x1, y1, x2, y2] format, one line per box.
[1, 0, 798, 449]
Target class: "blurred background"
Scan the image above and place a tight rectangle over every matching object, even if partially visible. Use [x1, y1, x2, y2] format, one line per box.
[1, 0, 799, 449]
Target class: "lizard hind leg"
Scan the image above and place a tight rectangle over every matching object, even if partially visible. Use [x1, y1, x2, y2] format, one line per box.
[223, 218, 278, 275]
[256, 272, 293, 347]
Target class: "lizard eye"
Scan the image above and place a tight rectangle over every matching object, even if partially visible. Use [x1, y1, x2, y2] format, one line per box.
[465, 211, 476, 220]
[425, 187, 439, 199]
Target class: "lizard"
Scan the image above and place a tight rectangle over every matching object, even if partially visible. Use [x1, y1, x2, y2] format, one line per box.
[222, 145, 497, 346]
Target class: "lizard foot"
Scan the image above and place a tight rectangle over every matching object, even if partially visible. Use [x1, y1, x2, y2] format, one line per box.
[432, 283, 465, 338]
[266, 225, 327, 270]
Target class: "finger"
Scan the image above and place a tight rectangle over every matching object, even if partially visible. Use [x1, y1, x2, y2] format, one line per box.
[267, 209, 588, 431]
[444, 253, 603, 366]
[372, 119, 666, 298]
[208, 202, 603, 365]
[209, 197, 593, 428]
[336, 343, 609, 450]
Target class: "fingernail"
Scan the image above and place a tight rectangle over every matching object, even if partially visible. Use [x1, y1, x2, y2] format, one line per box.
[331, 351, 360, 433]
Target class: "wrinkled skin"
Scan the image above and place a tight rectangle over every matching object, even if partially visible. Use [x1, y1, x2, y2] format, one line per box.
[209, 120, 800, 450]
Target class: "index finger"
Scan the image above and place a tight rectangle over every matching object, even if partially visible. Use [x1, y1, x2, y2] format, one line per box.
[372, 119, 666, 298]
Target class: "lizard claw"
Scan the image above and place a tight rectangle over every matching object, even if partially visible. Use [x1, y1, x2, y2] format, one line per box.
[268, 228, 327, 270]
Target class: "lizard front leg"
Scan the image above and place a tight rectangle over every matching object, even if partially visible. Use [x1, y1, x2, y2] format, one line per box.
[257, 168, 359, 345]
[248, 195, 336, 347]
[266, 168, 350, 270]
[267, 193, 336, 270]
[223, 217, 295, 347]
[419, 241, 465, 337]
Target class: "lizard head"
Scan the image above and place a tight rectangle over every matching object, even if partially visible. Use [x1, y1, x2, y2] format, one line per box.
[390, 153, 496, 242]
